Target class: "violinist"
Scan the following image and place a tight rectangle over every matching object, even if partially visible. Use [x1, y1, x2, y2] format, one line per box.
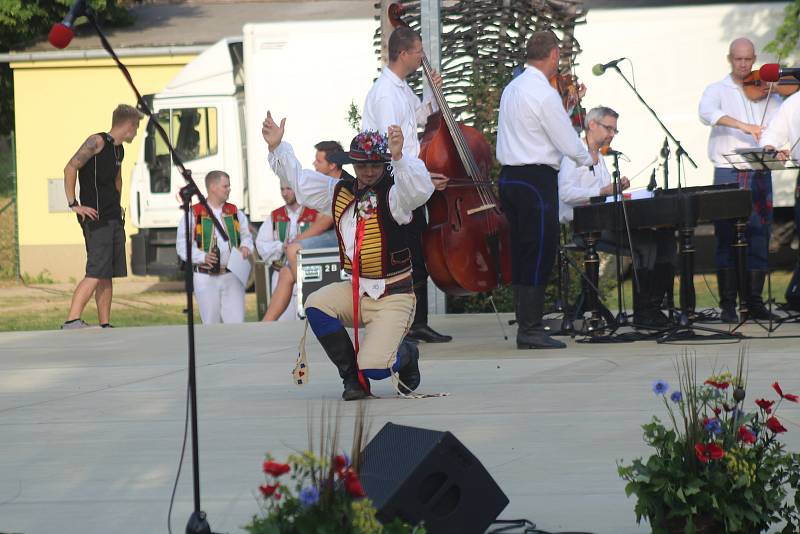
[497, 30, 596, 350]
[698, 37, 782, 323]
[761, 90, 800, 311]
[361, 25, 453, 344]
[558, 106, 675, 328]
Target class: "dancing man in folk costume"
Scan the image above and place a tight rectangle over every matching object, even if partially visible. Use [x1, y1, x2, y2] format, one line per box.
[262, 112, 434, 400]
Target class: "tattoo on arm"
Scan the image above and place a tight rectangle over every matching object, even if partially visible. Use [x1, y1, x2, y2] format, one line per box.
[68, 135, 101, 169]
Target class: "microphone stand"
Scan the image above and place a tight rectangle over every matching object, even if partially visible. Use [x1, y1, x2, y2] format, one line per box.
[82, 7, 226, 534]
[609, 65, 698, 173]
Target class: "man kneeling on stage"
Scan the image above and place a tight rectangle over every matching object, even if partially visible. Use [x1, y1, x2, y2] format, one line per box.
[262, 112, 434, 400]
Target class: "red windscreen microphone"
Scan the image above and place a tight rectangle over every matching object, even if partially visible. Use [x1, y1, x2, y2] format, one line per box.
[759, 63, 800, 82]
[47, 0, 87, 49]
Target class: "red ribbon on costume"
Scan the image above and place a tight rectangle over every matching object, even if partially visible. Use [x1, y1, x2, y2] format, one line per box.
[351, 218, 370, 394]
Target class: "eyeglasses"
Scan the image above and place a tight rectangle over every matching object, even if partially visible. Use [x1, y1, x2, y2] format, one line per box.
[598, 123, 620, 135]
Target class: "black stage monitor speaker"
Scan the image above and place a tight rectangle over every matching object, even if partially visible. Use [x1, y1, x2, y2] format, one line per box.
[359, 422, 509, 534]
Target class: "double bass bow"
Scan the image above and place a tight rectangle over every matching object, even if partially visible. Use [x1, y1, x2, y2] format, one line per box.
[388, 3, 512, 295]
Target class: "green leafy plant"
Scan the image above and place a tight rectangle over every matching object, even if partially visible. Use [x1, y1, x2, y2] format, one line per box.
[618, 350, 800, 533]
[245, 404, 425, 534]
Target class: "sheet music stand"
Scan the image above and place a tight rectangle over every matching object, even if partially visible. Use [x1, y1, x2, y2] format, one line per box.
[723, 149, 800, 333]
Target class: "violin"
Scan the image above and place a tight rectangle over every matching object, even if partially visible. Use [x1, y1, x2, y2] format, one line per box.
[550, 72, 587, 131]
[743, 69, 799, 101]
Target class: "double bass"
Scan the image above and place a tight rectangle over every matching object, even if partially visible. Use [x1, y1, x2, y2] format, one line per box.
[388, 4, 512, 295]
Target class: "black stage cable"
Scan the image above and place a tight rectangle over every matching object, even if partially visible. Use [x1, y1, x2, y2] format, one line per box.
[167, 376, 192, 534]
[488, 518, 595, 534]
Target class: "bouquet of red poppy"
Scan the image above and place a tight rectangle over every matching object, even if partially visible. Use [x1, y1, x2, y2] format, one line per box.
[618, 350, 800, 534]
[245, 405, 425, 534]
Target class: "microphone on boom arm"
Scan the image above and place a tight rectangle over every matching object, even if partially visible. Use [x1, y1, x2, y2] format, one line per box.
[48, 0, 87, 49]
[592, 57, 626, 76]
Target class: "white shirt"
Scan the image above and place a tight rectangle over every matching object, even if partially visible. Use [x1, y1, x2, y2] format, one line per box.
[698, 74, 782, 167]
[255, 204, 303, 264]
[558, 140, 612, 223]
[176, 204, 254, 269]
[361, 67, 435, 158]
[496, 65, 593, 169]
[268, 141, 434, 299]
[761, 91, 800, 163]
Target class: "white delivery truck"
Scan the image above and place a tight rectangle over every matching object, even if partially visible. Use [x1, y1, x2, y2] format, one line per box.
[128, 18, 378, 276]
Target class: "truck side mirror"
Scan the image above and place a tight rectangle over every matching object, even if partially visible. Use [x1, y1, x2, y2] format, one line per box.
[144, 136, 155, 166]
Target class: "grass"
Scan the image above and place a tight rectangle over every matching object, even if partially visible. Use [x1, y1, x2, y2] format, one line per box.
[0, 286, 260, 332]
[0, 196, 17, 280]
[607, 270, 793, 312]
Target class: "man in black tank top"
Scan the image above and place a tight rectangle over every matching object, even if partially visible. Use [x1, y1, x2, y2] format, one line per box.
[61, 104, 142, 329]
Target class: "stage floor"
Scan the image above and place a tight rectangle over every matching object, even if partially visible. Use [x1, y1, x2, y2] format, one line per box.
[1, 315, 799, 533]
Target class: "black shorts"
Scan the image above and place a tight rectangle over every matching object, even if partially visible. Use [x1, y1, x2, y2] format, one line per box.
[81, 218, 127, 279]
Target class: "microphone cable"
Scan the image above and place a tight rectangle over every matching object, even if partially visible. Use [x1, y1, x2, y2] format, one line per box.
[167, 375, 192, 534]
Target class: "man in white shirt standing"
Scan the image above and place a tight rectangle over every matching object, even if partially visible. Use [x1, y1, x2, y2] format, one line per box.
[559, 106, 675, 327]
[263, 112, 434, 400]
[762, 91, 800, 311]
[361, 25, 452, 345]
[176, 170, 254, 324]
[497, 30, 596, 349]
[698, 37, 782, 322]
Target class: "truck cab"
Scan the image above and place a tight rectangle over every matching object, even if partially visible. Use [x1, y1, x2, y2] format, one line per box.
[130, 39, 246, 276]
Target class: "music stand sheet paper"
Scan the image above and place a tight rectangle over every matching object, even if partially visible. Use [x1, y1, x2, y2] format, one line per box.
[227, 248, 252, 287]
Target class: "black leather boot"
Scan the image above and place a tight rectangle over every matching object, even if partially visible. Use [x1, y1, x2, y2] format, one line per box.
[633, 269, 669, 328]
[396, 340, 421, 394]
[746, 270, 778, 320]
[405, 282, 453, 343]
[317, 328, 368, 401]
[651, 262, 674, 317]
[716, 268, 739, 323]
[516, 285, 566, 349]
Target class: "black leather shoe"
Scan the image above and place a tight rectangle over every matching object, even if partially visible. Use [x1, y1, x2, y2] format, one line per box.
[406, 324, 452, 343]
[397, 341, 421, 394]
[516, 329, 566, 349]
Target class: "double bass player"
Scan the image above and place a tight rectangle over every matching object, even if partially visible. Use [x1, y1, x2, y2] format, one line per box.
[497, 31, 597, 349]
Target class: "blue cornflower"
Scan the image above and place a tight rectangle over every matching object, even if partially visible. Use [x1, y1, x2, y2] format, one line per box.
[298, 486, 320, 507]
[670, 391, 683, 403]
[652, 379, 670, 396]
[705, 418, 723, 435]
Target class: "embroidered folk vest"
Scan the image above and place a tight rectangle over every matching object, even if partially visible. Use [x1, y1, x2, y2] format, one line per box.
[193, 202, 241, 252]
[332, 173, 411, 279]
[270, 205, 318, 242]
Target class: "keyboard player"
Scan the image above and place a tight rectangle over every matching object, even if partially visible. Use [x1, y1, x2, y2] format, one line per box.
[559, 106, 676, 328]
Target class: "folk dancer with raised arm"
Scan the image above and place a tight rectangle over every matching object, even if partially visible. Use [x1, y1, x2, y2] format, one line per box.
[263, 112, 434, 400]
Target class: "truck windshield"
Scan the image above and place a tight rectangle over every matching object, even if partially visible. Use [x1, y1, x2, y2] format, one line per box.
[147, 107, 219, 194]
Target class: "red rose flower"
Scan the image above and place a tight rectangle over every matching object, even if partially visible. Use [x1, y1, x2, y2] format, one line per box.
[738, 426, 757, 444]
[334, 454, 348, 473]
[766, 416, 788, 433]
[263, 460, 291, 477]
[755, 398, 775, 413]
[772, 381, 799, 403]
[695, 443, 725, 463]
[259, 483, 279, 497]
[343, 469, 366, 498]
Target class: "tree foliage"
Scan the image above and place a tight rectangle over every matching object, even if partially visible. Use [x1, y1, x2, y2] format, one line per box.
[0, 0, 134, 135]
[764, 0, 800, 62]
